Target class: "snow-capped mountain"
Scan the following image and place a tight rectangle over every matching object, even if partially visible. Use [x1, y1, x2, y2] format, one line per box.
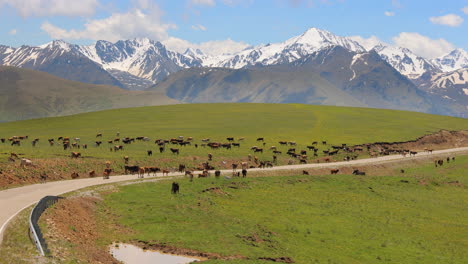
[205, 27, 366, 68]
[431, 49, 468, 72]
[372, 45, 439, 79]
[77, 38, 202, 84]
[0, 40, 123, 87]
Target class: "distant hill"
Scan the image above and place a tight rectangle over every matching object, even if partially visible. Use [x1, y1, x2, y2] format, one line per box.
[0, 66, 178, 122]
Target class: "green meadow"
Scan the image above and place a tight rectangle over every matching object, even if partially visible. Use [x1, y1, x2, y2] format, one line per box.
[0, 103, 467, 162]
[97, 155, 468, 264]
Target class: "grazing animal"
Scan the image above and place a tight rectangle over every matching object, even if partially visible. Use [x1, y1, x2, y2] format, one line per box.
[89, 170, 96, 177]
[400, 169, 405, 173]
[226, 137, 234, 142]
[145, 167, 160, 176]
[147, 150, 153, 156]
[330, 169, 339, 175]
[124, 156, 129, 164]
[138, 167, 145, 178]
[409, 151, 417, 156]
[70, 152, 81, 158]
[159, 146, 165, 153]
[40, 173, 47, 183]
[71, 172, 79, 179]
[124, 165, 140, 174]
[178, 164, 186, 173]
[215, 170, 221, 178]
[302, 170, 309, 175]
[20, 158, 34, 168]
[170, 148, 179, 155]
[162, 170, 170, 176]
[103, 168, 112, 179]
[171, 182, 180, 194]
[242, 169, 247, 177]
[208, 153, 213, 161]
[256, 137, 264, 142]
[96, 133, 102, 137]
[352, 169, 366, 176]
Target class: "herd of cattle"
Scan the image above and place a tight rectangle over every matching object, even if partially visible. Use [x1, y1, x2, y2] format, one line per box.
[0, 133, 454, 182]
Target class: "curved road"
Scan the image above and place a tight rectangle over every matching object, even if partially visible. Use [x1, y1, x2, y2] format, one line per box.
[1, 146, 467, 244]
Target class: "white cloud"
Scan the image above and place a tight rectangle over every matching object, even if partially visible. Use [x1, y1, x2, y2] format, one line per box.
[348, 35, 386, 51]
[0, 0, 98, 17]
[8, 29, 17, 35]
[392, 32, 455, 58]
[189, 0, 215, 6]
[163, 37, 250, 56]
[462, 6, 468, 14]
[384, 11, 395, 17]
[41, 8, 176, 42]
[191, 24, 207, 31]
[429, 14, 464, 27]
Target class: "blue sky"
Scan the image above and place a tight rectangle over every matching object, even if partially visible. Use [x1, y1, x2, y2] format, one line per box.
[1, 0, 467, 58]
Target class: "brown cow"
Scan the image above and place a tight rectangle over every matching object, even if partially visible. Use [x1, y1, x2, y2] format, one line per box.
[330, 169, 339, 175]
[89, 170, 96, 177]
[103, 168, 112, 179]
[162, 169, 170, 176]
[170, 148, 179, 155]
[71, 152, 81, 158]
[302, 170, 309, 175]
[138, 167, 145, 178]
[71, 172, 79, 179]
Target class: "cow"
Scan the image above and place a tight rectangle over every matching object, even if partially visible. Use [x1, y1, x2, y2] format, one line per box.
[40, 173, 47, 183]
[71, 172, 79, 179]
[11, 140, 20, 146]
[242, 169, 247, 178]
[124, 165, 140, 175]
[226, 137, 234, 142]
[232, 163, 238, 171]
[89, 170, 96, 177]
[322, 141, 327, 145]
[114, 145, 124, 151]
[147, 150, 153, 156]
[170, 148, 179, 155]
[208, 153, 213, 161]
[0, 138, 5, 143]
[95, 141, 102, 146]
[20, 158, 34, 168]
[103, 168, 112, 179]
[409, 151, 417, 157]
[145, 167, 161, 176]
[302, 170, 309, 175]
[232, 143, 240, 147]
[96, 133, 102, 137]
[330, 169, 339, 175]
[10, 152, 19, 159]
[256, 137, 264, 142]
[159, 146, 165, 153]
[171, 182, 180, 194]
[70, 152, 81, 158]
[352, 169, 366, 176]
[162, 169, 170, 176]
[178, 164, 186, 173]
[138, 167, 145, 178]
[254, 148, 263, 153]
[215, 170, 221, 178]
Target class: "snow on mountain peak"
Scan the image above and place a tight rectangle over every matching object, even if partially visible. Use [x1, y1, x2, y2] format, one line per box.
[431, 48, 468, 72]
[39, 40, 73, 51]
[373, 45, 437, 78]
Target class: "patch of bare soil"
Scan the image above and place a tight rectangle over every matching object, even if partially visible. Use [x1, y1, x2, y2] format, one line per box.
[41, 196, 119, 263]
[359, 130, 468, 151]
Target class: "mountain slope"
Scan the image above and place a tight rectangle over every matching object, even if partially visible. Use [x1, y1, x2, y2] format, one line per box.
[151, 46, 444, 115]
[373, 45, 439, 79]
[77, 38, 202, 86]
[0, 66, 178, 122]
[1, 41, 124, 88]
[207, 28, 365, 69]
[431, 49, 468, 72]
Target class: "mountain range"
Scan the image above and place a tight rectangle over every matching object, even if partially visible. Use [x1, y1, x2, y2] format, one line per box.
[0, 27, 467, 118]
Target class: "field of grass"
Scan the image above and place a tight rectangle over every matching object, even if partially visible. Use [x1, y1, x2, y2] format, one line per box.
[91, 155, 468, 264]
[0, 104, 467, 186]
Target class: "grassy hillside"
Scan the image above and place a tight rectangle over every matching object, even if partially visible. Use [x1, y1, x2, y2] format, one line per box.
[37, 155, 467, 264]
[1, 103, 466, 146]
[0, 103, 466, 188]
[0, 66, 178, 122]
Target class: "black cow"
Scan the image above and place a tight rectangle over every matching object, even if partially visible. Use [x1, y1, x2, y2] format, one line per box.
[171, 182, 180, 194]
[124, 165, 140, 175]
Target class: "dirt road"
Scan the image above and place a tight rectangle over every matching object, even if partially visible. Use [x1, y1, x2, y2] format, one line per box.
[1, 146, 467, 244]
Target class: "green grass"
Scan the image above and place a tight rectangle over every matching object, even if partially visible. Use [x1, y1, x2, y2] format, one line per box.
[98, 155, 468, 264]
[0, 104, 466, 161]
